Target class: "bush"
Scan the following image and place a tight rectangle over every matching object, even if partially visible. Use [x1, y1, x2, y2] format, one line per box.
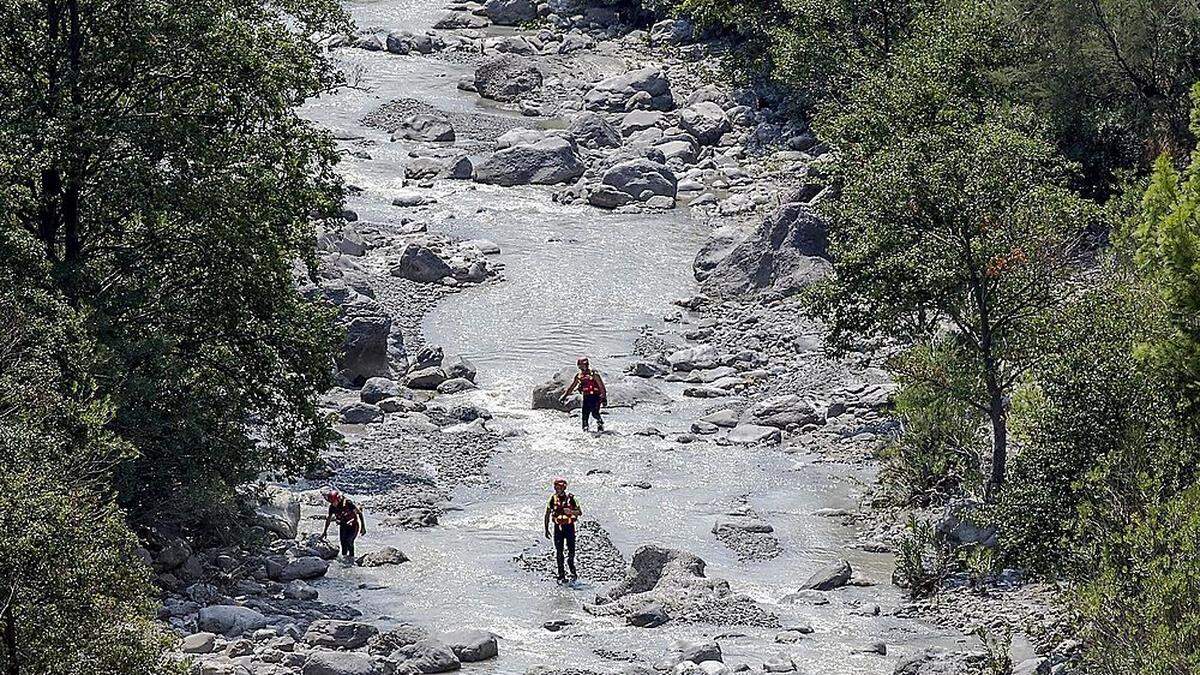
[893, 516, 951, 598]
[1073, 484, 1200, 675]
[879, 369, 987, 507]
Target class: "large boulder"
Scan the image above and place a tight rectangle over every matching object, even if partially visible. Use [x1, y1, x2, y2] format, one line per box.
[197, 606, 268, 637]
[727, 424, 781, 444]
[439, 629, 498, 662]
[391, 244, 453, 283]
[305, 621, 379, 650]
[583, 67, 674, 112]
[407, 366, 448, 390]
[432, 9, 488, 29]
[387, 638, 461, 673]
[302, 651, 383, 675]
[568, 112, 622, 149]
[667, 345, 719, 372]
[357, 546, 410, 567]
[702, 202, 830, 297]
[798, 559, 852, 591]
[679, 102, 730, 146]
[483, 0, 537, 25]
[254, 485, 301, 539]
[405, 153, 473, 181]
[474, 54, 542, 103]
[361, 377, 400, 404]
[742, 395, 823, 429]
[474, 137, 584, 186]
[392, 114, 454, 142]
[336, 311, 392, 386]
[339, 401, 384, 425]
[278, 556, 330, 582]
[588, 159, 677, 209]
[649, 18, 694, 45]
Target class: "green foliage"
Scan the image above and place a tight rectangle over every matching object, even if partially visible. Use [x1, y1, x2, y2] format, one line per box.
[893, 516, 950, 598]
[879, 362, 986, 506]
[0, 0, 348, 533]
[0, 229, 176, 674]
[1073, 484, 1200, 675]
[977, 627, 1013, 675]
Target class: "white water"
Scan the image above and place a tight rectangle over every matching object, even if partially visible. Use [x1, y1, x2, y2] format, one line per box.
[300, 2, 968, 671]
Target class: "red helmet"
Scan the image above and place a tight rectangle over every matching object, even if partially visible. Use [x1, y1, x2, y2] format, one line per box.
[553, 478, 567, 488]
[324, 489, 341, 503]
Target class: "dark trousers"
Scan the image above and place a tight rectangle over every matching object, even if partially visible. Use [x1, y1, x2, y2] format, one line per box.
[339, 522, 358, 557]
[581, 394, 603, 430]
[553, 523, 577, 579]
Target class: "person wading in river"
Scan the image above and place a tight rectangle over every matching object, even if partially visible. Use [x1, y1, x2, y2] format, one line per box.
[322, 489, 366, 563]
[559, 357, 607, 432]
[543, 478, 582, 583]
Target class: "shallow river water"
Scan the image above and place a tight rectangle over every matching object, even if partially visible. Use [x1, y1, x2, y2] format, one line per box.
[300, 2, 968, 671]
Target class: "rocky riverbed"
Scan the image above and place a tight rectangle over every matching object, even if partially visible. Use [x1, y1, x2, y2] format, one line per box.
[148, 0, 1071, 673]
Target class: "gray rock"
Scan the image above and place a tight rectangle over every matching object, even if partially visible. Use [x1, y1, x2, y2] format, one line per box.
[338, 314, 392, 386]
[584, 67, 674, 112]
[679, 102, 730, 146]
[357, 546, 409, 567]
[304, 620, 379, 650]
[649, 18, 694, 45]
[699, 409, 738, 428]
[763, 654, 796, 673]
[197, 606, 268, 637]
[432, 9, 488, 29]
[742, 395, 822, 429]
[893, 648, 987, 675]
[340, 401, 384, 425]
[483, 0, 536, 24]
[254, 485, 301, 539]
[444, 355, 477, 382]
[283, 580, 319, 601]
[799, 559, 852, 591]
[279, 556, 330, 582]
[568, 111, 622, 149]
[667, 345, 719, 371]
[391, 191, 437, 207]
[302, 651, 383, 675]
[361, 377, 400, 404]
[588, 159, 677, 209]
[405, 154, 473, 180]
[628, 603, 670, 628]
[702, 202, 830, 297]
[474, 54, 542, 103]
[727, 424, 781, 444]
[181, 631, 218, 654]
[407, 366, 448, 390]
[474, 137, 583, 186]
[671, 640, 722, 664]
[439, 629, 498, 662]
[388, 638, 461, 673]
[391, 244, 452, 283]
[437, 377, 477, 394]
[621, 110, 665, 135]
[934, 501, 999, 549]
[392, 114, 455, 142]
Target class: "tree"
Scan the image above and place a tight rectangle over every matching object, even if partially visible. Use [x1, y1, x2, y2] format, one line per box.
[811, 5, 1095, 497]
[0, 0, 349, 532]
[0, 228, 175, 675]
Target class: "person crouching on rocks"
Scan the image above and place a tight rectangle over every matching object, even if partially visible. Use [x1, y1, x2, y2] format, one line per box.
[559, 357, 606, 432]
[322, 489, 366, 563]
[544, 478, 582, 583]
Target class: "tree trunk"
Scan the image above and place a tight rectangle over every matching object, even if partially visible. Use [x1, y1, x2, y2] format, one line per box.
[986, 383, 1007, 502]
